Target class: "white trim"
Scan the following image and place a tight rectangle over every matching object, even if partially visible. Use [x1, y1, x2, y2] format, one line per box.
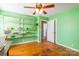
[50, 18, 57, 43]
[57, 42, 79, 52]
[55, 18, 58, 44]
[37, 15, 40, 42]
[11, 40, 38, 45]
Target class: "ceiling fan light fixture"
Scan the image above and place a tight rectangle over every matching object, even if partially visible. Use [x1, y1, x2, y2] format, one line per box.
[35, 8, 39, 14]
[33, 11, 36, 15]
[24, 3, 55, 15]
[33, 8, 47, 15]
[39, 9, 44, 14]
[43, 10, 47, 14]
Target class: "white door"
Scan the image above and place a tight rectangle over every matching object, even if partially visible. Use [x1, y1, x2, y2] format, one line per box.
[47, 20, 55, 42]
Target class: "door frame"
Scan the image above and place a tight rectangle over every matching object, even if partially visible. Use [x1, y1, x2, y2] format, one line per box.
[41, 19, 56, 43]
[41, 21, 47, 41]
[54, 20, 56, 44]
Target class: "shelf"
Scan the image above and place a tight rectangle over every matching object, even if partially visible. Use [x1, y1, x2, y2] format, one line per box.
[19, 32, 35, 35]
[6, 19, 38, 41]
[13, 32, 35, 35]
[8, 36, 37, 39]
[21, 30, 37, 31]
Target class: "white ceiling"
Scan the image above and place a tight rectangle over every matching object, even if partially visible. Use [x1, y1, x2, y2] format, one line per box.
[0, 3, 79, 16]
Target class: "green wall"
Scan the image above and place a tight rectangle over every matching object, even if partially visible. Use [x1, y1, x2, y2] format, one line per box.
[0, 10, 48, 44]
[48, 6, 79, 51]
[0, 10, 39, 44]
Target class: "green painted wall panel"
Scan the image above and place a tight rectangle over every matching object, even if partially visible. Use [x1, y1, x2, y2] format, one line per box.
[0, 11, 39, 44]
[48, 6, 79, 51]
[0, 10, 49, 44]
[57, 7, 79, 50]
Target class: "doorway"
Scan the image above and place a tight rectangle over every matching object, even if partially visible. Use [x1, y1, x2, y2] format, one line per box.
[41, 21, 47, 41]
[41, 20, 56, 43]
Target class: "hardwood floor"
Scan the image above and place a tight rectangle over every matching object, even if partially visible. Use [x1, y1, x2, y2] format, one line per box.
[8, 41, 79, 56]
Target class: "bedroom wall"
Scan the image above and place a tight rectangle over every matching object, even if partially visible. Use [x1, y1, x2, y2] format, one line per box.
[0, 10, 49, 44]
[0, 10, 38, 44]
[48, 6, 79, 51]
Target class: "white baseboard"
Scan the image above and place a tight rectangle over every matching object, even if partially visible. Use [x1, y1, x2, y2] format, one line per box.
[57, 42, 79, 52]
[11, 40, 39, 45]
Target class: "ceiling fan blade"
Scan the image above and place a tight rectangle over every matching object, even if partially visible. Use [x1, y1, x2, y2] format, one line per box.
[33, 11, 36, 15]
[24, 6, 35, 8]
[43, 10, 47, 14]
[43, 4, 55, 8]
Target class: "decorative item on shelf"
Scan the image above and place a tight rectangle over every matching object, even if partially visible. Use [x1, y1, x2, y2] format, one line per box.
[13, 32, 19, 34]
[35, 23, 38, 26]
[11, 35, 15, 38]
[26, 28, 32, 30]
[4, 30, 11, 34]
[3, 27, 14, 40]
[17, 27, 24, 30]
[4, 27, 14, 34]
[11, 27, 14, 30]
[27, 32, 33, 34]
[26, 28, 29, 30]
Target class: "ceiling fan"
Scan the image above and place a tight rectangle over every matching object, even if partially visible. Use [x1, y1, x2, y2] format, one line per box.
[24, 3, 55, 15]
